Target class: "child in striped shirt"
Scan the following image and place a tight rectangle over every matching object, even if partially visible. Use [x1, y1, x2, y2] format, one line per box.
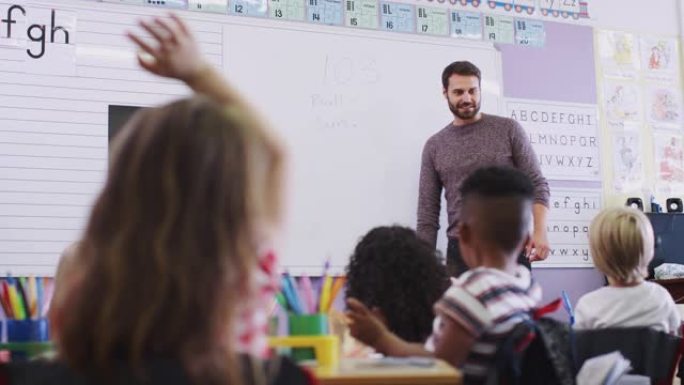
[347, 166, 542, 384]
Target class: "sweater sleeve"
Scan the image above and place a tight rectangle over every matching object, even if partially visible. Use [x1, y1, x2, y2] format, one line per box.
[416, 138, 442, 248]
[509, 119, 550, 207]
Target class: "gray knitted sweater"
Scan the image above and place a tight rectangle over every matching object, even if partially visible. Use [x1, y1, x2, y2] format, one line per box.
[416, 113, 550, 247]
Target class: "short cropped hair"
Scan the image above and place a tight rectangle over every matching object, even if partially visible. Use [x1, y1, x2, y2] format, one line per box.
[441, 61, 482, 89]
[589, 207, 654, 284]
[459, 167, 534, 254]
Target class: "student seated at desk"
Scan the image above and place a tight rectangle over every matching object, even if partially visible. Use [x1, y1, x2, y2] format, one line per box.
[574, 207, 681, 334]
[345, 226, 449, 344]
[347, 167, 542, 384]
[1, 14, 314, 385]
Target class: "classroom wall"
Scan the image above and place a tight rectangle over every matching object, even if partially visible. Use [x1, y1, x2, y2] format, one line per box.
[533, 0, 683, 310]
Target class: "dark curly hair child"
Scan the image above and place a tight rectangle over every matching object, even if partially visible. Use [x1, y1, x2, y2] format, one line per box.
[345, 226, 449, 343]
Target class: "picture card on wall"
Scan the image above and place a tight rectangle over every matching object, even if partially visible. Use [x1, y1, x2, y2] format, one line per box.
[640, 36, 679, 82]
[483, 14, 514, 44]
[345, 0, 379, 29]
[380, 2, 415, 33]
[307, 0, 343, 25]
[603, 80, 642, 122]
[597, 30, 640, 79]
[451, 11, 482, 40]
[417, 6, 448, 36]
[188, 0, 229, 12]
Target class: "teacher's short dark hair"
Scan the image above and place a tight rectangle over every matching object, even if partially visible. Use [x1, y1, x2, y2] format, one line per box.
[442, 61, 481, 89]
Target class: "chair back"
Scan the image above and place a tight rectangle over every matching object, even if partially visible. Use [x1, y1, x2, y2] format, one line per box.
[574, 327, 684, 385]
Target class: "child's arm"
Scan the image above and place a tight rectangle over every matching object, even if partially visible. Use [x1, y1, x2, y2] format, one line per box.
[346, 298, 432, 357]
[126, 15, 262, 116]
[432, 315, 475, 368]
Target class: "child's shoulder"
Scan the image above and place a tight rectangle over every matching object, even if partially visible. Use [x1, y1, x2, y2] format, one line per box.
[579, 281, 672, 306]
[450, 266, 539, 301]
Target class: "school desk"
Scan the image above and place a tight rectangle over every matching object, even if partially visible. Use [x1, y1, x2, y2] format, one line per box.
[311, 358, 462, 385]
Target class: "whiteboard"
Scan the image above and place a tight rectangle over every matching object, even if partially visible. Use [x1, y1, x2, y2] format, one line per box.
[222, 20, 502, 273]
[0, 0, 501, 275]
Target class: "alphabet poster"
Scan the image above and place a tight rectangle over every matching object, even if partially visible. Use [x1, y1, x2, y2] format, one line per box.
[0, 4, 77, 76]
[539, 188, 601, 268]
[506, 99, 601, 181]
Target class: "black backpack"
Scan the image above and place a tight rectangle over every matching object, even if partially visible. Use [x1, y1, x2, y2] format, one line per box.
[484, 300, 576, 385]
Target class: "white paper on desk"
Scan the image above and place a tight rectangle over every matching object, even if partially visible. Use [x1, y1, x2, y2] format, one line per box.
[354, 357, 436, 368]
[576, 351, 632, 385]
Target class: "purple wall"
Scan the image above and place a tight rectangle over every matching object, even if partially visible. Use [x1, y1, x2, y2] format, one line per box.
[500, 21, 604, 310]
[498, 21, 597, 104]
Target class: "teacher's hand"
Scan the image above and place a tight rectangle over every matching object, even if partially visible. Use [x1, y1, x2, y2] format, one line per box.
[526, 229, 550, 262]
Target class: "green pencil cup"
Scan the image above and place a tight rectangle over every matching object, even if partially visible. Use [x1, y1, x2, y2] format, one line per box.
[288, 314, 329, 362]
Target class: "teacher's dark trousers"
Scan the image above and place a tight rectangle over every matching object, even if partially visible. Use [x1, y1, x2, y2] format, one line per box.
[446, 237, 531, 278]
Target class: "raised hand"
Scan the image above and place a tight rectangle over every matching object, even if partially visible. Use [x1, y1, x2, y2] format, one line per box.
[126, 14, 209, 83]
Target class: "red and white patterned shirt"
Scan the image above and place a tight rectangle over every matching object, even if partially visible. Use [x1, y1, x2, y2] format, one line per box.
[426, 266, 542, 384]
[235, 250, 280, 357]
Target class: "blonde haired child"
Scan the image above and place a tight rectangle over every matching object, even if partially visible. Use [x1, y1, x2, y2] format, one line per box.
[574, 206, 680, 334]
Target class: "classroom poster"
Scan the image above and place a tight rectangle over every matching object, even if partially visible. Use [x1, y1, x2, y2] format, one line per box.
[597, 30, 639, 79]
[514, 18, 544, 47]
[483, 14, 514, 44]
[611, 123, 644, 192]
[653, 131, 684, 195]
[23, 7, 77, 76]
[645, 86, 682, 127]
[0, 3, 26, 47]
[344, 0, 379, 29]
[188, 0, 229, 12]
[540, 188, 601, 268]
[506, 99, 601, 181]
[269, 0, 306, 20]
[450, 11, 482, 40]
[307, 0, 343, 25]
[603, 80, 642, 122]
[640, 37, 679, 82]
[416, 6, 448, 36]
[380, 2, 415, 33]
[230, 0, 268, 16]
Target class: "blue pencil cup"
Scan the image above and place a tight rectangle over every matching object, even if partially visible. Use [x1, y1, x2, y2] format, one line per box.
[7, 319, 49, 343]
[3, 319, 50, 361]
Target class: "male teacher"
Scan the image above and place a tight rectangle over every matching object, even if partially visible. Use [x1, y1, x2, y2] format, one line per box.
[417, 61, 550, 277]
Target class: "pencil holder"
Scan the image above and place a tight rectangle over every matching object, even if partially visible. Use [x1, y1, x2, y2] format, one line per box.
[288, 313, 329, 362]
[3, 319, 51, 361]
[7, 319, 49, 343]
